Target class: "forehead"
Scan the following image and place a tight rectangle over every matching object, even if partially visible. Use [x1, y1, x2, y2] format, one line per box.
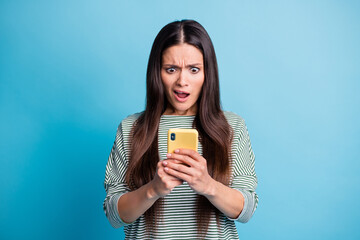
[162, 43, 203, 63]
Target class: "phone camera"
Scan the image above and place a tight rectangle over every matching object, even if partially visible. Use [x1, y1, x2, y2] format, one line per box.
[170, 133, 175, 141]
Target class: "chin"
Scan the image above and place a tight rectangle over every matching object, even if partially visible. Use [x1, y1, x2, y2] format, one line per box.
[169, 98, 197, 114]
[175, 105, 197, 114]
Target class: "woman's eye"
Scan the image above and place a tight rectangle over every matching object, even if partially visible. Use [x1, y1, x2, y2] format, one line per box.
[166, 68, 176, 73]
[190, 67, 200, 73]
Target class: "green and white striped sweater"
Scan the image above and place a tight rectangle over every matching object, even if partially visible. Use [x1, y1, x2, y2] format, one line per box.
[103, 111, 258, 239]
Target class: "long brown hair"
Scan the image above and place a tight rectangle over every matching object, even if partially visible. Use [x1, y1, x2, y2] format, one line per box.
[125, 19, 233, 237]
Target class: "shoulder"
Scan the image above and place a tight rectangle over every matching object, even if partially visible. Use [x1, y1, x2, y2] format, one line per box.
[223, 111, 246, 129]
[116, 112, 143, 135]
[223, 111, 249, 140]
[120, 112, 142, 127]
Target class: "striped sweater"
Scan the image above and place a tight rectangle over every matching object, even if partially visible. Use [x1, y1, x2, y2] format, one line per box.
[103, 112, 258, 239]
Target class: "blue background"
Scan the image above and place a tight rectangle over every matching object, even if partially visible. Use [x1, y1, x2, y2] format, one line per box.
[1, 0, 359, 239]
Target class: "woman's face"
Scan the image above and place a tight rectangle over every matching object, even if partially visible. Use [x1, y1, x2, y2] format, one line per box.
[161, 43, 205, 116]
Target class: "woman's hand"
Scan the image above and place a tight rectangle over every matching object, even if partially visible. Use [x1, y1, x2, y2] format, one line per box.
[163, 149, 245, 219]
[163, 149, 215, 197]
[149, 160, 183, 198]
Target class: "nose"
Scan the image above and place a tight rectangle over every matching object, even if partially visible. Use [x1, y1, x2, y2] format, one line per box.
[176, 70, 188, 87]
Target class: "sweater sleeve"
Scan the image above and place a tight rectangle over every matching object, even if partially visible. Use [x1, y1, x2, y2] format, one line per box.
[228, 117, 258, 223]
[103, 122, 131, 228]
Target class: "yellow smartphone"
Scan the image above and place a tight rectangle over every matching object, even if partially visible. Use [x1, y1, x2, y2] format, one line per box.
[167, 128, 198, 153]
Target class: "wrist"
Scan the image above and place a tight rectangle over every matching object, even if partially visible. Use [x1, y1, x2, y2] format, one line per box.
[203, 178, 218, 199]
[145, 181, 160, 200]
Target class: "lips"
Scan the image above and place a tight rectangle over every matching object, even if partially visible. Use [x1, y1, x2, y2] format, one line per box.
[174, 90, 190, 102]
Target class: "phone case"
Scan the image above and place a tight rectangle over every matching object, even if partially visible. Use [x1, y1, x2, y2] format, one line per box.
[167, 128, 198, 153]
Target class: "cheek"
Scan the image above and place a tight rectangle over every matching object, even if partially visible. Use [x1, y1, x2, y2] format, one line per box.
[161, 73, 171, 90]
[194, 76, 204, 93]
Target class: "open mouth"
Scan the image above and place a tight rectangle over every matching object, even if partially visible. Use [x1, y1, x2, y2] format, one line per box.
[174, 90, 190, 102]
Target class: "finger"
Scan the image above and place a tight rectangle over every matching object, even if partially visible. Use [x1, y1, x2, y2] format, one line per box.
[171, 179, 183, 185]
[160, 171, 183, 187]
[175, 149, 205, 163]
[166, 153, 197, 167]
[164, 166, 191, 183]
[158, 163, 183, 181]
[162, 159, 182, 165]
[165, 161, 196, 176]
[165, 177, 183, 185]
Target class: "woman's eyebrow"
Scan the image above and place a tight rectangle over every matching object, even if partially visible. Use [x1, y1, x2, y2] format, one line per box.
[162, 63, 203, 67]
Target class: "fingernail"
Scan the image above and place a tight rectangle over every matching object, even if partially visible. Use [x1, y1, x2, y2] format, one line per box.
[164, 167, 168, 171]
[166, 153, 171, 157]
[175, 149, 179, 153]
[163, 161, 167, 166]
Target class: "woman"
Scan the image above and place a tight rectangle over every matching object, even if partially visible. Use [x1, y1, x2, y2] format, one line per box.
[103, 19, 258, 239]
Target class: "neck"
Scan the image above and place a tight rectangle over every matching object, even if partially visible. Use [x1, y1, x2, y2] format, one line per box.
[163, 105, 197, 116]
